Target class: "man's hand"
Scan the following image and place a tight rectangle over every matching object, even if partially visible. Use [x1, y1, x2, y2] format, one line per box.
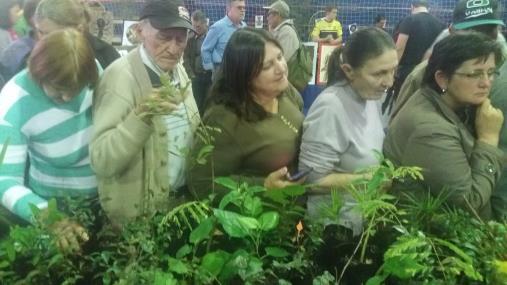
[50, 218, 89, 253]
[135, 87, 187, 123]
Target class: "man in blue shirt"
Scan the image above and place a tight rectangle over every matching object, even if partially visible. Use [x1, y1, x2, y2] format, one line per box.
[201, 0, 246, 76]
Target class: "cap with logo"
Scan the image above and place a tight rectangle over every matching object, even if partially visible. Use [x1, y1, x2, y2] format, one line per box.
[263, 0, 290, 19]
[139, 0, 194, 31]
[453, 0, 505, 30]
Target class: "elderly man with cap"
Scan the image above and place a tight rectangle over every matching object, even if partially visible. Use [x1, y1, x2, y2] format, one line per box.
[264, 0, 299, 61]
[389, 0, 507, 221]
[90, 0, 200, 226]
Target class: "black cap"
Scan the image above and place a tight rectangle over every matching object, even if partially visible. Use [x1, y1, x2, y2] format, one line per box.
[139, 0, 194, 31]
[453, 0, 505, 30]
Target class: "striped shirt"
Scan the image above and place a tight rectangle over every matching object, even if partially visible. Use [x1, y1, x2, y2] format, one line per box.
[0, 70, 97, 222]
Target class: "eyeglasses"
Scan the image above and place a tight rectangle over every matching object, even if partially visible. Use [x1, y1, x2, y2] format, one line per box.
[453, 70, 500, 81]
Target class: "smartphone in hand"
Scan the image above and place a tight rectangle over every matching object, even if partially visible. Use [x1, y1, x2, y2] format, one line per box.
[286, 167, 313, 182]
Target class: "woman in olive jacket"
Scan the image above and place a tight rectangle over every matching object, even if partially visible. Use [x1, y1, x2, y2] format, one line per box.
[384, 32, 505, 220]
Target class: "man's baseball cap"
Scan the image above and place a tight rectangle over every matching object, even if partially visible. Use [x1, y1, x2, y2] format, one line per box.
[453, 0, 505, 30]
[263, 0, 290, 19]
[139, 0, 194, 31]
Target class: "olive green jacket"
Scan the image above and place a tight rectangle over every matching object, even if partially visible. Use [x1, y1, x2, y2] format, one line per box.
[90, 48, 200, 226]
[384, 87, 504, 219]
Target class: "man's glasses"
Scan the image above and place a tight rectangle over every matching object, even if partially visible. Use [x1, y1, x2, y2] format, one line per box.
[454, 69, 500, 81]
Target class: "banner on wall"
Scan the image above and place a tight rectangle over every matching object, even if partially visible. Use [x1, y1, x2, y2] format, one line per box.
[316, 44, 339, 85]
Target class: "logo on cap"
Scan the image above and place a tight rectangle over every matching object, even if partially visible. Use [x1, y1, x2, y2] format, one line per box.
[465, 0, 493, 19]
[178, 6, 190, 21]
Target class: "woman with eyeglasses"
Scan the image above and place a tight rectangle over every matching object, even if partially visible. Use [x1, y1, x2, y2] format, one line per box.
[384, 32, 504, 220]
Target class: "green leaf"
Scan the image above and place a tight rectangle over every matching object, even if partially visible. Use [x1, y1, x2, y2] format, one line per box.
[196, 145, 214, 165]
[244, 196, 263, 217]
[189, 217, 214, 245]
[167, 256, 190, 275]
[153, 271, 177, 285]
[200, 250, 231, 277]
[176, 244, 192, 259]
[214, 209, 259, 238]
[258, 211, 279, 231]
[214, 177, 240, 191]
[219, 190, 242, 209]
[265, 246, 289, 258]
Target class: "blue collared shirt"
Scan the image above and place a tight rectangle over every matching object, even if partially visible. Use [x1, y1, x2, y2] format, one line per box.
[200, 16, 246, 70]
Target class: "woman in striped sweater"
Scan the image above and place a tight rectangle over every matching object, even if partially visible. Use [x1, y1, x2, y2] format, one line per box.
[0, 29, 98, 252]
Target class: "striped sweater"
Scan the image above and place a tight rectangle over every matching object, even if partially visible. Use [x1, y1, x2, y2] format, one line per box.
[0, 70, 97, 222]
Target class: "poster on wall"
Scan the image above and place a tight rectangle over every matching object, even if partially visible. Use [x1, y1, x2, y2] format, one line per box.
[303, 42, 318, 85]
[316, 44, 339, 85]
[255, 15, 264, 28]
[122, 20, 141, 46]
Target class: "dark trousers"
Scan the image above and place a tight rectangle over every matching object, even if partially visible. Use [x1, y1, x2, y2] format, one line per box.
[192, 72, 212, 115]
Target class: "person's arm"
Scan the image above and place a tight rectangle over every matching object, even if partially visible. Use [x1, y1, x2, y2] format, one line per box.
[311, 21, 322, 43]
[90, 76, 154, 178]
[299, 91, 364, 193]
[395, 33, 409, 61]
[0, 118, 47, 222]
[401, 121, 503, 213]
[328, 21, 343, 45]
[201, 25, 220, 71]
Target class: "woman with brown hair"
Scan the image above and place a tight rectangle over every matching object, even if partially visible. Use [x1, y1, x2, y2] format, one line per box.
[0, 29, 99, 252]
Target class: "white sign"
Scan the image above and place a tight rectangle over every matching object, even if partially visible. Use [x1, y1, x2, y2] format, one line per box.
[255, 15, 264, 28]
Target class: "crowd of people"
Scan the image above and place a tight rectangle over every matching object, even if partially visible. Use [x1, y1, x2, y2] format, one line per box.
[0, 0, 506, 255]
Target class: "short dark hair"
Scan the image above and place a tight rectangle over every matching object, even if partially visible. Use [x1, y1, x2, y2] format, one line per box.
[423, 32, 503, 94]
[327, 27, 395, 86]
[325, 5, 336, 13]
[375, 14, 385, 24]
[411, 0, 428, 8]
[209, 27, 283, 121]
[191, 9, 207, 23]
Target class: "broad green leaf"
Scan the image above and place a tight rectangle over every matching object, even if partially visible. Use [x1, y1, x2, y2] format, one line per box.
[244, 196, 263, 217]
[153, 271, 177, 285]
[176, 244, 192, 259]
[200, 250, 231, 277]
[265, 246, 289, 258]
[214, 177, 239, 191]
[219, 190, 242, 209]
[189, 217, 214, 245]
[214, 209, 259, 238]
[258, 211, 279, 231]
[167, 256, 190, 275]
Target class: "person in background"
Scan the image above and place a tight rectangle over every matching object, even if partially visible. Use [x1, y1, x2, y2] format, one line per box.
[0, 29, 99, 252]
[189, 28, 304, 201]
[201, 0, 246, 78]
[264, 0, 298, 61]
[0, 0, 41, 89]
[183, 10, 211, 114]
[374, 14, 386, 30]
[385, 33, 504, 220]
[390, 0, 444, 110]
[0, 0, 22, 54]
[299, 27, 398, 235]
[90, 0, 200, 226]
[34, 0, 119, 70]
[311, 5, 342, 46]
